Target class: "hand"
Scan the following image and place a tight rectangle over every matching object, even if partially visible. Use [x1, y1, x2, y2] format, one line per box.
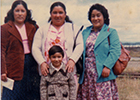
[1, 74, 7, 82]
[66, 59, 75, 73]
[41, 62, 49, 76]
[101, 67, 110, 78]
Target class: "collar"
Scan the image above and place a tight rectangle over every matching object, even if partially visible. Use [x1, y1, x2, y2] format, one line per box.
[50, 23, 65, 33]
[51, 62, 63, 72]
[7, 20, 35, 42]
[49, 62, 67, 77]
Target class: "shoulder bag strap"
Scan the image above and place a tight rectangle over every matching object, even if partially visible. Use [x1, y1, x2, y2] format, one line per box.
[73, 25, 84, 50]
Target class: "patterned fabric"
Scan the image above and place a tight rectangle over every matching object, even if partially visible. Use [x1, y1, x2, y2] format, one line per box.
[44, 24, 68, 64]
[2, 54, 40, 100]
[77, 31, 119, 100]
[40, 63, 76, 100]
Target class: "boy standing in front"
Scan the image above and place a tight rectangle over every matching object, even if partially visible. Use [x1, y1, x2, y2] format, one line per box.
[40, 45, 76, 100]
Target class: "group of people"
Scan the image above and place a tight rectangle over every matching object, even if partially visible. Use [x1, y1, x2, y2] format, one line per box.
[1, 0, 121, 100]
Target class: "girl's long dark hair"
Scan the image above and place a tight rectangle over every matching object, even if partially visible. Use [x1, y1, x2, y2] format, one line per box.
[4, 0, 36, 25]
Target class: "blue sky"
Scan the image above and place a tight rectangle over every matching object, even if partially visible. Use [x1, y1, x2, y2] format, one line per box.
[1, 0, 140, 42]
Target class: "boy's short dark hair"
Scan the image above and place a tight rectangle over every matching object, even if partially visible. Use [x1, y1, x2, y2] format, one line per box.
[48, 45, 64, 57]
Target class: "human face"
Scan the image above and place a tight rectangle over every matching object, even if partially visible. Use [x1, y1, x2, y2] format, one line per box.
[51, 6, 66, 27]
[13, 4, 27, 25]
[91, 9, 104, 31]
[50, 52, 63, 69]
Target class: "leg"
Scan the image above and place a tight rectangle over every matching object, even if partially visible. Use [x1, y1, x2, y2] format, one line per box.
[2, 81, 26, 100]
[24, 54, 40, 100]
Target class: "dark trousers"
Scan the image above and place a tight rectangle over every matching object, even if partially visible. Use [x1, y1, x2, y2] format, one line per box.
[2, 54, 41, 100]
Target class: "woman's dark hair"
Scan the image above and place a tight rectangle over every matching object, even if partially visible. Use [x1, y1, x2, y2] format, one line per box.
[49, 45, 64, 58]
[48, 1, 72, 23]
[88, 3, 110, 25]
[4, 0, 36, 25]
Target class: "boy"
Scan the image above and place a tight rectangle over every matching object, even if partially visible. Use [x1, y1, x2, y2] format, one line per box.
[40, 45, 76, 100]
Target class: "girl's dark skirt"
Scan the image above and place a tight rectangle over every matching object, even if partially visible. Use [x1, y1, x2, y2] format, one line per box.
[2, 53, 41, 100]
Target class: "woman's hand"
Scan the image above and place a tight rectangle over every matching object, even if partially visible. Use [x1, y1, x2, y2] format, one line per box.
[66, 59, 75, 73]
[41, 62, 49, 76]
[1, 74, 7, 82]
[101, 67, 110, 78]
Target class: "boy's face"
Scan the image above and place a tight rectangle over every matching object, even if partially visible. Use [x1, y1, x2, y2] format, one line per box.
[49, 52, 63, 68]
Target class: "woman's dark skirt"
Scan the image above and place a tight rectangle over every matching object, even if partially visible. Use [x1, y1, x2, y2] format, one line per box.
[2, 53, 41, 100]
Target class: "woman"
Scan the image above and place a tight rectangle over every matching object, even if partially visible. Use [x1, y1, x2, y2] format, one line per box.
[32, 1, 83, 88]
[1, 0, 40, 99]
[77, 4, 121, 100]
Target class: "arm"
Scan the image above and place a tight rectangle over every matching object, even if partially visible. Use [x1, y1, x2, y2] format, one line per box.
[32, 28, 49, 76]
[1, 26, 8, 81]
[104, 29, 121, 69]
[68, 73, 76, 100]
[102, 29, 121, 77]
[66, 25, 84, 72]
[32, 28, 46, 65]
[40, 76, 48, 100]
[70, 25, 84, 63]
